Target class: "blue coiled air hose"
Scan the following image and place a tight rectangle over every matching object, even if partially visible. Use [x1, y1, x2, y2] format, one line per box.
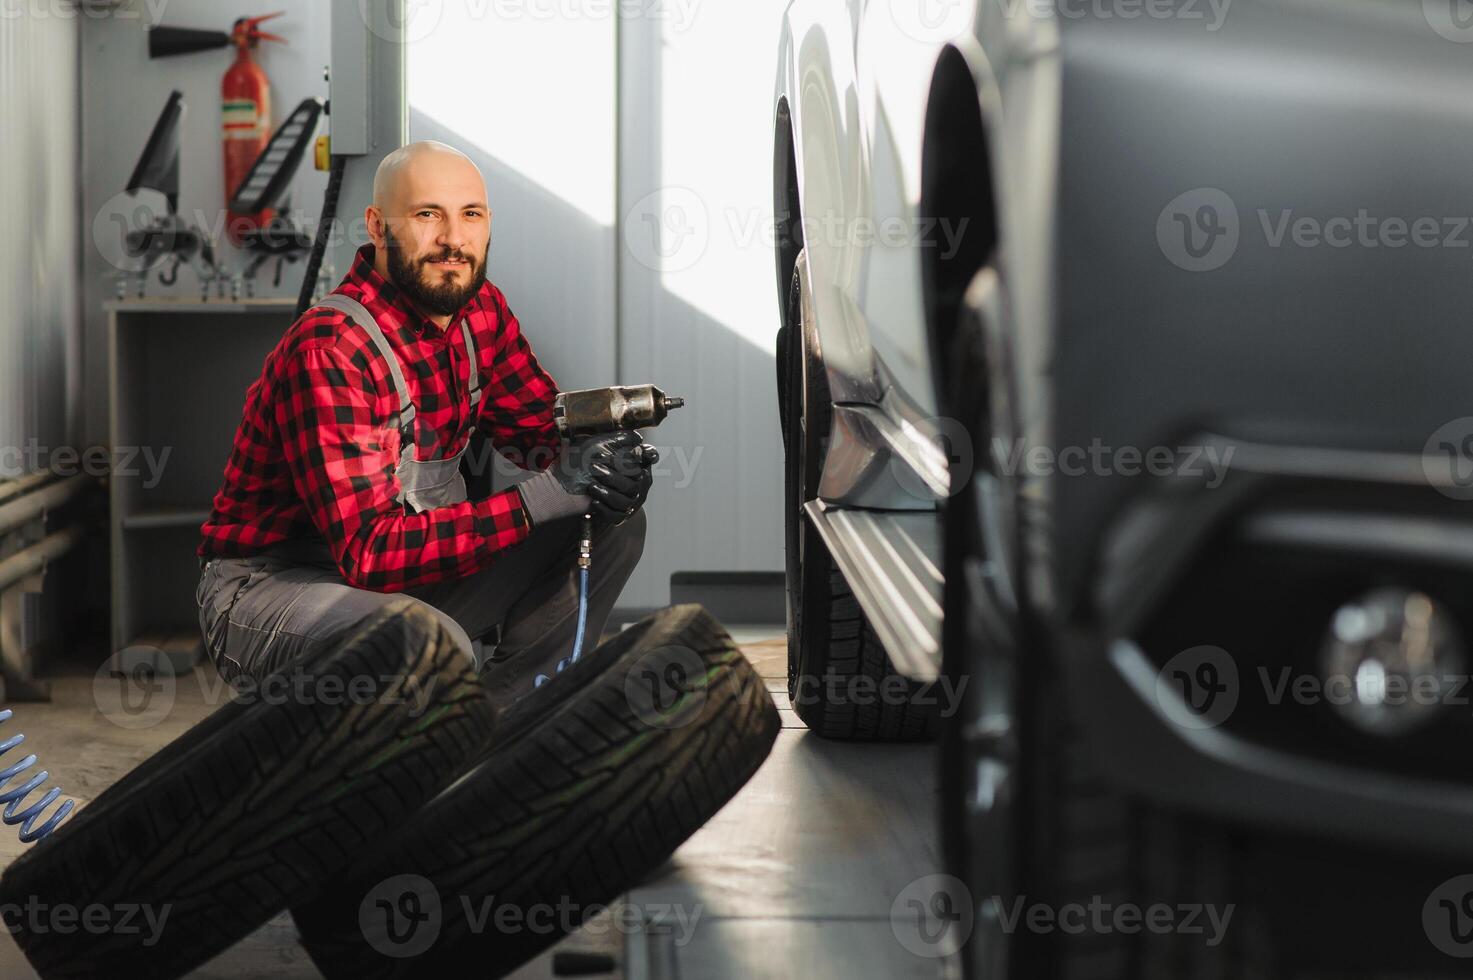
[0, 708, 73, 842]
[534, 513, 594, 688]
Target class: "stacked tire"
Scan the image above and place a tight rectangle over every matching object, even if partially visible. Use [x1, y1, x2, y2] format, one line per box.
[0, 602, 496, 979]
[1, 601, 777, 979]
[290, 603, 780, 978]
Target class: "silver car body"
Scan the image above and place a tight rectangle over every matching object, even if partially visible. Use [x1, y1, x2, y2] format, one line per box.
[779, 0, 1473, 860]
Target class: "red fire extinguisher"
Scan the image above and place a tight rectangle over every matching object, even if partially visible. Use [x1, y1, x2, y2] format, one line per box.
[148, 13, 286, 246]
[222, 14, 285, 244]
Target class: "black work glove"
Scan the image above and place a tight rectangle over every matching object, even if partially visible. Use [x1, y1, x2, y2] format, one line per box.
[517, 430, 641, 527]
[587, 439, 657, 525]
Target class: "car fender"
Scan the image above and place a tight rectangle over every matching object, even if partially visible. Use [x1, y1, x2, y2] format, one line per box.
[777, 0, 978, 508]
[776, 0, 880, 409]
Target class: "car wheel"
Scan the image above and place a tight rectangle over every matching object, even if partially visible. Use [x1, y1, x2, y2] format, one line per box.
[938, 261, 1019, 978]
[940, 265, 1276, 979]
[780, 248, 937, 741]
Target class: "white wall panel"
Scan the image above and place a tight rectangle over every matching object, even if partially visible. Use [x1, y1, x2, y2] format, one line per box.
[406, 2, 617, 394]
[618, 1, 791, 609]
[0, 4, 81, 467]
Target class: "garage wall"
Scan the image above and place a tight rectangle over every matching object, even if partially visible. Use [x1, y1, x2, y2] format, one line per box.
[80, 0, 332, 448]
[0, 7, 81, 468]
[405, 2, 617, 394]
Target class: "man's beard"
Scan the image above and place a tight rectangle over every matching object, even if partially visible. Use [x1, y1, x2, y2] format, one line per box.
[384, 236, 489, 317]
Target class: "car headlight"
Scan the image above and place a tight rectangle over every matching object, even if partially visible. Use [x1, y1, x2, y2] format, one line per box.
[1319, 587, 1466, 736]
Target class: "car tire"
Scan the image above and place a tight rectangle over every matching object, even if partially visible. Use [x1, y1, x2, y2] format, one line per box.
[780, 248, 938, 741]
[0, 601, 495, 980]
[288, 603, 780, 978]
[1006, 679, 1280, 979]
[935, 265, 1275, 979]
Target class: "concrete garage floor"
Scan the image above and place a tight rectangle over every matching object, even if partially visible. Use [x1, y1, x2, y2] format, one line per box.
[0, 628, 943, 979]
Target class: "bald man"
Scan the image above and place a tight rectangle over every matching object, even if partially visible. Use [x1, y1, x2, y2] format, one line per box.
[195, 141, 652, 710]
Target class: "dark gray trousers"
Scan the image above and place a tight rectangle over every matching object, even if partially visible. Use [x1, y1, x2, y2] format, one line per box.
[195, 510, 646, 713]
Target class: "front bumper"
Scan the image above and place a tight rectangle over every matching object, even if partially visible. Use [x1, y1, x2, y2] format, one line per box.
[1059, 434, 1473, 860]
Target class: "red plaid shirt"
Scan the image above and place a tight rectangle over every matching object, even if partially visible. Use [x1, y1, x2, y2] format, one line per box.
[198, 245, 563, 591]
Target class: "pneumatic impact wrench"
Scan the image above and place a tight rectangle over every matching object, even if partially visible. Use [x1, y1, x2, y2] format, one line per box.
[533, 384, 685, 688]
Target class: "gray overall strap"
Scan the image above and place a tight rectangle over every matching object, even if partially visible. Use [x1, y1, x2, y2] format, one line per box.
[459, 318, 482, 409]
[314, 293, 417, 432]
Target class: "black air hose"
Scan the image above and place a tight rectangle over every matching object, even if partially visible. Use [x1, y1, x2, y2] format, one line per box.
[295, 153, 347, 318]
